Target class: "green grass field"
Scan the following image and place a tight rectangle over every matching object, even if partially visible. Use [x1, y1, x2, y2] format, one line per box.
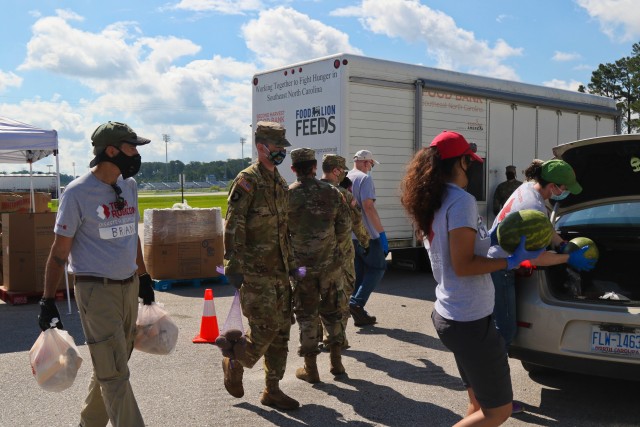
[138, 193, 228, 219]
[50, 193, 229, 218]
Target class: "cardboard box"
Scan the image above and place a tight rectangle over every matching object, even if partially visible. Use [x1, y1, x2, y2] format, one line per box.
[2, 212, 57, 292]
[143, 208, 224, 280]
[0, 192, 51, 214]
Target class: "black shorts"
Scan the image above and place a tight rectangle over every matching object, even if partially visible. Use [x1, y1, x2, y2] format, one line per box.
[432, 310, 513, 408]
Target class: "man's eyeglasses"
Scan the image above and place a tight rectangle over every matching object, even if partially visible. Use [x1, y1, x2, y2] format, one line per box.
[111, 184, 125, 210]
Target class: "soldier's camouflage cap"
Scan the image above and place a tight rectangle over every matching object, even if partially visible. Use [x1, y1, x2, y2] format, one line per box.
[255, 121, 291, 147]
[322, 154, 347, 170]
[291, 147, 316, 164]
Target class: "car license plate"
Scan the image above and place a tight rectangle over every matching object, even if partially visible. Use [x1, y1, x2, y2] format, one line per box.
[591, 326, 640, 358]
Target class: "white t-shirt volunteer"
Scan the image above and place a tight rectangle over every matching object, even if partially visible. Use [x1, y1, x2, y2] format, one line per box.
[426, 183, 494, 322]
[54, 172, 140, 280]
[487, 181, 547, 259]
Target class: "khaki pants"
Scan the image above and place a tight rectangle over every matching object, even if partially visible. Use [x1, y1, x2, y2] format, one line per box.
[74, 276, 143, 427]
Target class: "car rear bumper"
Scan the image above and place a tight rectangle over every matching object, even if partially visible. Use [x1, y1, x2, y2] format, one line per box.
[509, 346, 640, 381]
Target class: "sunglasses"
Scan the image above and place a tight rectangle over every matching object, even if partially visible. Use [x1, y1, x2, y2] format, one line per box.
[111, 184, 126, 210]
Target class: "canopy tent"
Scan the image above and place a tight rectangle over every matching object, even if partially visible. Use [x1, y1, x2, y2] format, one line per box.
[0, 117, 69, 311]
[0, 116, 58, 163]
[0, 116, 61, 199]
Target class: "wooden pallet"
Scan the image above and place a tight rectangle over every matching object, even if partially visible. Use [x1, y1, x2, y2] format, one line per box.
[153, 275, 228, 291]
[0, 285, 69, 305]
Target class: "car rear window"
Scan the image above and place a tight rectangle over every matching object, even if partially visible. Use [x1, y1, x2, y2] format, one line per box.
[557, 202, 640, 228]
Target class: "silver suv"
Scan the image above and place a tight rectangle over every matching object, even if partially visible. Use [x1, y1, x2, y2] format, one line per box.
[509, 134, 640, 380]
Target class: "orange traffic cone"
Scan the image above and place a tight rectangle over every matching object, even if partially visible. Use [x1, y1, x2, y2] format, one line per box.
[193, 288, 220, 344]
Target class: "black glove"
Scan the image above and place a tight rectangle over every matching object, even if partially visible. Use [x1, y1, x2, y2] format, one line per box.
[38, 298, 64, 332]
[138, 273, 155, 305]
[227, 273, 244, 289]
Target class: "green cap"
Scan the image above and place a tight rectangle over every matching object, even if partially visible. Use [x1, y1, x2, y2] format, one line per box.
[322, 154, 346, 170]
[290, 147, 316, 164]
[91, 121, 150, 155]
[255, 121, 291, 147]
[541, 159, 582, 194]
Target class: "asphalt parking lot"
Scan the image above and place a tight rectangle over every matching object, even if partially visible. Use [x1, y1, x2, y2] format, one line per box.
[1, 267, 637, 426]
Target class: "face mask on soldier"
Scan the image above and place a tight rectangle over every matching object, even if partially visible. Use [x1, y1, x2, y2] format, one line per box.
[260, 143, 286, 166]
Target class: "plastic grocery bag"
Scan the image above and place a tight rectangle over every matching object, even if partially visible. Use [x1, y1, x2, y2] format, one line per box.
[221, 289, 244, 336]
[29, 326, 83, 392]
[134, 302, 179, 355]
[215, 290, 246, 359]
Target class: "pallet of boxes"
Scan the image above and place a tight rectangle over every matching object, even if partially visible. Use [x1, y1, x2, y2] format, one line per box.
[143, 207, 224, 290]
[0, 192, 62, 304]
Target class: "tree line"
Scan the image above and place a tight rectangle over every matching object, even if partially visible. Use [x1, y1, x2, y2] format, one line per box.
[9, 157, 251, 186]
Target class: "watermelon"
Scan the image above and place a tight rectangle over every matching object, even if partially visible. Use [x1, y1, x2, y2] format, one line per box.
[497, 209, 554, 254]
[562, 236, 599, 260]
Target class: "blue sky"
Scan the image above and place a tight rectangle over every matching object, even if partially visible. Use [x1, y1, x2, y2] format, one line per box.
[0, 0, 638, 176]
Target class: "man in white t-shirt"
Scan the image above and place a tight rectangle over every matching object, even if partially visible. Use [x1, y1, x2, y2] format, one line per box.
[347, 150, 387, 326]
[39, 121, 155, 427]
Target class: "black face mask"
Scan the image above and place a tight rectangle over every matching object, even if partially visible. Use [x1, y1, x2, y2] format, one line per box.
[460, 156, 474, 187]
[91, 148, 141, 179]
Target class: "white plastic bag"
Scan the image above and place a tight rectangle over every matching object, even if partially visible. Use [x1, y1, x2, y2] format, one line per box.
[29, 327, 83, 392]
[134, 302, 179, 355]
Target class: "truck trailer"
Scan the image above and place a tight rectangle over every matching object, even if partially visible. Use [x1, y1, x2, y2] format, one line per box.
[251, 53, 619, 269]
[0, 174, 57, 196]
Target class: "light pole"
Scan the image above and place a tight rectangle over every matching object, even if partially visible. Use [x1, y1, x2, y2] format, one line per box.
[162, 134, 170, 181]
[240, 137, 246, 168]
[72, 162, 76, 177]
[47, 164, 53, 174]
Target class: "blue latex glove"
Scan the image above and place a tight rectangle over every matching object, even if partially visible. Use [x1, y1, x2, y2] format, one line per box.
[379, 232, 389, 256]
[567, 246, 596, 271]
[506, 236, 545, 270]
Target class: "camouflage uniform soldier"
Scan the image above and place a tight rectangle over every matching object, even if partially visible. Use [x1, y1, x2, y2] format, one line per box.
[288, 148, 351, 383]
[222, 121, 300, 410]
[492, 165, 522, 215]
[320, 154, 370, 350]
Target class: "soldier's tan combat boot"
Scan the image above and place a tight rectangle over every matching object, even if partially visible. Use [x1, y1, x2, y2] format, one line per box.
[222, 357, 244, 398]
[329, 345, 346, 375]
[295, 355, 320, 383]
[260, 380, 300, 410]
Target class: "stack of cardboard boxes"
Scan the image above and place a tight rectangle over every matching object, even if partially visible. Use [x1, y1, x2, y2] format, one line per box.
[1, 192, 55, 293]
[143, 208, 224, 280]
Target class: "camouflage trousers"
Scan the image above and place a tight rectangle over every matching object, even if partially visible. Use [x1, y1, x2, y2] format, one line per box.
[293, 270, 345, 356]
[322, 267, 354, 345]
[239, 270, 293, 383]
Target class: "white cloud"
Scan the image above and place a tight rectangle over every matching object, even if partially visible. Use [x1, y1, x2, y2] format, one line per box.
[552, 51, 581, 61]
[14, 10, 260, 172]
[576, 0, 640, 41]
[543, 79, 584, 91]
[19, 14, 141, 78]
[332, 0, 522, 79]
[242, 6, 363, 69]
[0, 70, 23, 92]
[173, 0, 262, 14]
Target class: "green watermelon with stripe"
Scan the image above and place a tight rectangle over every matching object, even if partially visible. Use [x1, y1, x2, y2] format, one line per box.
[497, 209, 554, 254]
[562, 236, 599, 260]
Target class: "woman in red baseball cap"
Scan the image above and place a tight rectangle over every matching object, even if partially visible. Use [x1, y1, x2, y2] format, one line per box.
[401, 130, 542, 427]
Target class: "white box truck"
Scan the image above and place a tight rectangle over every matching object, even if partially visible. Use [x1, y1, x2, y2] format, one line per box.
[251, 53, 619, 269]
